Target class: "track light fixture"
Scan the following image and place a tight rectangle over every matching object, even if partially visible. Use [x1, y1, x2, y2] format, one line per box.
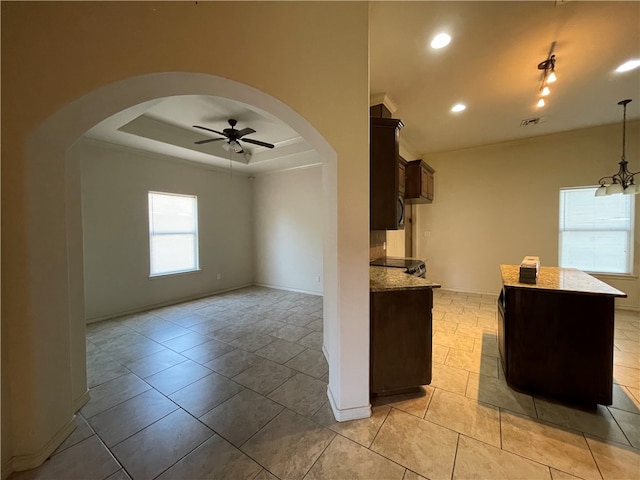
[596, 99, 639, 196]
[536, 43, 557, 108]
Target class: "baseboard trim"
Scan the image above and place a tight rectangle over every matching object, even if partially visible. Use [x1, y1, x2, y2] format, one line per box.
[326, 385, 371, 422]
[86, 283, 254, 323]
[73, 390, 91, 412]
[253, 282, 323, 296]
[4, 415, 77, 476]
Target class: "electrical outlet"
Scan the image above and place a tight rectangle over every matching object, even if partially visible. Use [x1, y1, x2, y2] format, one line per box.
[316, 275, 321, 282]
[217, 273, 221, 280]
[424, 231, 431, 238]
[383, 241, 387, 250]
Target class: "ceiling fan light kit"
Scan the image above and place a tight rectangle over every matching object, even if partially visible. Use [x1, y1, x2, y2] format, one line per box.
[596, 99, 639, 196]
[193, 118, 275, 159]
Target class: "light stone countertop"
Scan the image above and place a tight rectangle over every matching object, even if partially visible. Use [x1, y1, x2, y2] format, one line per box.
[370, 266, 441, 292]
[500, 265, 627, 297]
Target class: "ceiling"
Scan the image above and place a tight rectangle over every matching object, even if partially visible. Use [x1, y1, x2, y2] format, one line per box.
[370, 1, 640, 155]
[85, 1, 640, 171]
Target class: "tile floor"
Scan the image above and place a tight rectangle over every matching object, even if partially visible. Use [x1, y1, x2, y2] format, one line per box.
[10, 287, 640, 480]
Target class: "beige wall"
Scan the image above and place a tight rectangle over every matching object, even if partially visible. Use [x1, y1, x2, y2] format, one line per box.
[1, 1, 370, 474]
[414, 121, 640, 309]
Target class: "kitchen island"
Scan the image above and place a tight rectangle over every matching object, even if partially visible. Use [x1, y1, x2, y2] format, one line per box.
[498, 265, 627, 405]
[370, 266, 440, 396]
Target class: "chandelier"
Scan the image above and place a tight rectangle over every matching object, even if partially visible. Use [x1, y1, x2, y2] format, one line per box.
[596, 99, 639, 196]
[536, 43, 557, 108]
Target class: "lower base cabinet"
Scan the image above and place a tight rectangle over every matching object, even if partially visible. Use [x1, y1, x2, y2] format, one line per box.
[370, 288, 433, 396]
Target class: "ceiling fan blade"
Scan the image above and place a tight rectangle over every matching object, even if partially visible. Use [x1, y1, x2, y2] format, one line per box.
[193, 125, 227, 136]
[194, 138, 226, 145]
[236, 127, 256, 138]
[241, 137, 275, 149]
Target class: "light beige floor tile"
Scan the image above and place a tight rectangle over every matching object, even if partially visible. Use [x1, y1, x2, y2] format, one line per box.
[433, 345, 449, 364]
[298, 331, 324, 350]
[11, 436, 121, 480]
[271, 324, 313, 343]
[465, 372, 536, 417]
[200, 389, 283, 447]
[106, 469, 132, 480]
[453, 434, 552, 480]
[433, 318, 459, 334]
[614, 350, 640, 369]
[501, 411, 601, 480]
[156, 434, 262, 480]
[88, 389, 178, 447]
[180, 339, 236, 364]
[81, 373, 151, 419]
[454, 323, 491, 339]
[255, 338, 306, 364]
[312, 402, 390, 448]
[253, 469, 279, 480]
[54, 415, 95, 454]
[305, 435, 405, 480]
[112, 409, 213, 480]
[233, 359, 296, 395]
[403, 470, 428, 480]
[586, 436, 640, 480]
[226, 332, 277, 352]
[268, 373, 327, 417]
[477, 314, 498, 330]
[204, 348, 261, 378]
[86, 349, 130, 388]
[445, 348, 499, 378]
[608, 407, 640, 448]
[614, 338, 639, 354]
[472, 335, 500, 358]
[549, 468, 583, 480]
[141, 323, 192, 343]
[284, 348, 329, 379]
[144, 359, 212, 395]
[160, 331, 211, 352]
[169, 371, 244, 417]
[433, 331, 475, 352]
[306, 318, 324, 332]
[371, 409, 458, 480]
[375, 386, 434, 418]
[120, 348, 187, 378]
[425, 389, 501, 447]
[534, 399, 629, 445]
[430, 363, 470, 395]
[444, 312, 479, 326]
[611, 384, 640, 414]
[241, 409, 335, 480]
[613, 364, 639, 389]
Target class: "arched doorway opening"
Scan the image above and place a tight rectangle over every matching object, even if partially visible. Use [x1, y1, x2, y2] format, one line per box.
[19, 71, 344, 470]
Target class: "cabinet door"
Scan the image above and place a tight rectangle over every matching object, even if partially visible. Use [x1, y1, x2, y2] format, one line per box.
[398, 161, 406, 196]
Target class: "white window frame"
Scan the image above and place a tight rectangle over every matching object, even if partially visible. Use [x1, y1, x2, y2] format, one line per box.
[559, 186, 634, 275]
[148, 191, 200, 277]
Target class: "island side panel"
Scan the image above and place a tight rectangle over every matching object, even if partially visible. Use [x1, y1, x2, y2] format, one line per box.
[501, 286, 615, 405]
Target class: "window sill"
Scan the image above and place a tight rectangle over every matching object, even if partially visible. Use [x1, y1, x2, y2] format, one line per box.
[149, 268, 202, 279]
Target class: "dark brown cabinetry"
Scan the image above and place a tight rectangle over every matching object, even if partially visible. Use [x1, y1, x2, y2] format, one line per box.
[405, 160, 435, 204]
[370, 288, 433, 396]
[498, 266, 626, 405]
[370, 117, 404, 230]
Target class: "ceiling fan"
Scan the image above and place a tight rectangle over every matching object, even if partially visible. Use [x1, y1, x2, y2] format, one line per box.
[193, 118, 275, 153]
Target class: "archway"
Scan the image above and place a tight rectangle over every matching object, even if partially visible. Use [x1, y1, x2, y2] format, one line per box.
[18, 72, 349, 471]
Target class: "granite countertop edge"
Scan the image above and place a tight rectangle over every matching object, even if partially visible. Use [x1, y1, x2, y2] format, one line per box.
[370, 266, 441, 292]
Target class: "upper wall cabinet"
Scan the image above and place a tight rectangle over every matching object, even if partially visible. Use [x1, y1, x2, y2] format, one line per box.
[370, 116, 405, 230]
[405, 159, 435, 204]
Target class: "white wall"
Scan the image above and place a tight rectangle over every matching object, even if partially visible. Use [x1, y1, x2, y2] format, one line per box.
[414, 121, 640, 310]
[77, 139, 254, 321]
[253, 165, 324, 295]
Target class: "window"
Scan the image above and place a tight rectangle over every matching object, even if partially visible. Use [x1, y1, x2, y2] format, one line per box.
[559, 187, 634, 274]
[148, 192, 199, 276]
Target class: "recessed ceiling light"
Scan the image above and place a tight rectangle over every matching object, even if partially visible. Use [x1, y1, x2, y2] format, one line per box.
[431, 33, 451, 49]
[616, 59, 640, 73]
[451, 103, 466, 113]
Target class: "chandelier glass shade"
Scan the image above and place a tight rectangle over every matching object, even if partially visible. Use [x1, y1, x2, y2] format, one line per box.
[596, 99, 639, 196]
